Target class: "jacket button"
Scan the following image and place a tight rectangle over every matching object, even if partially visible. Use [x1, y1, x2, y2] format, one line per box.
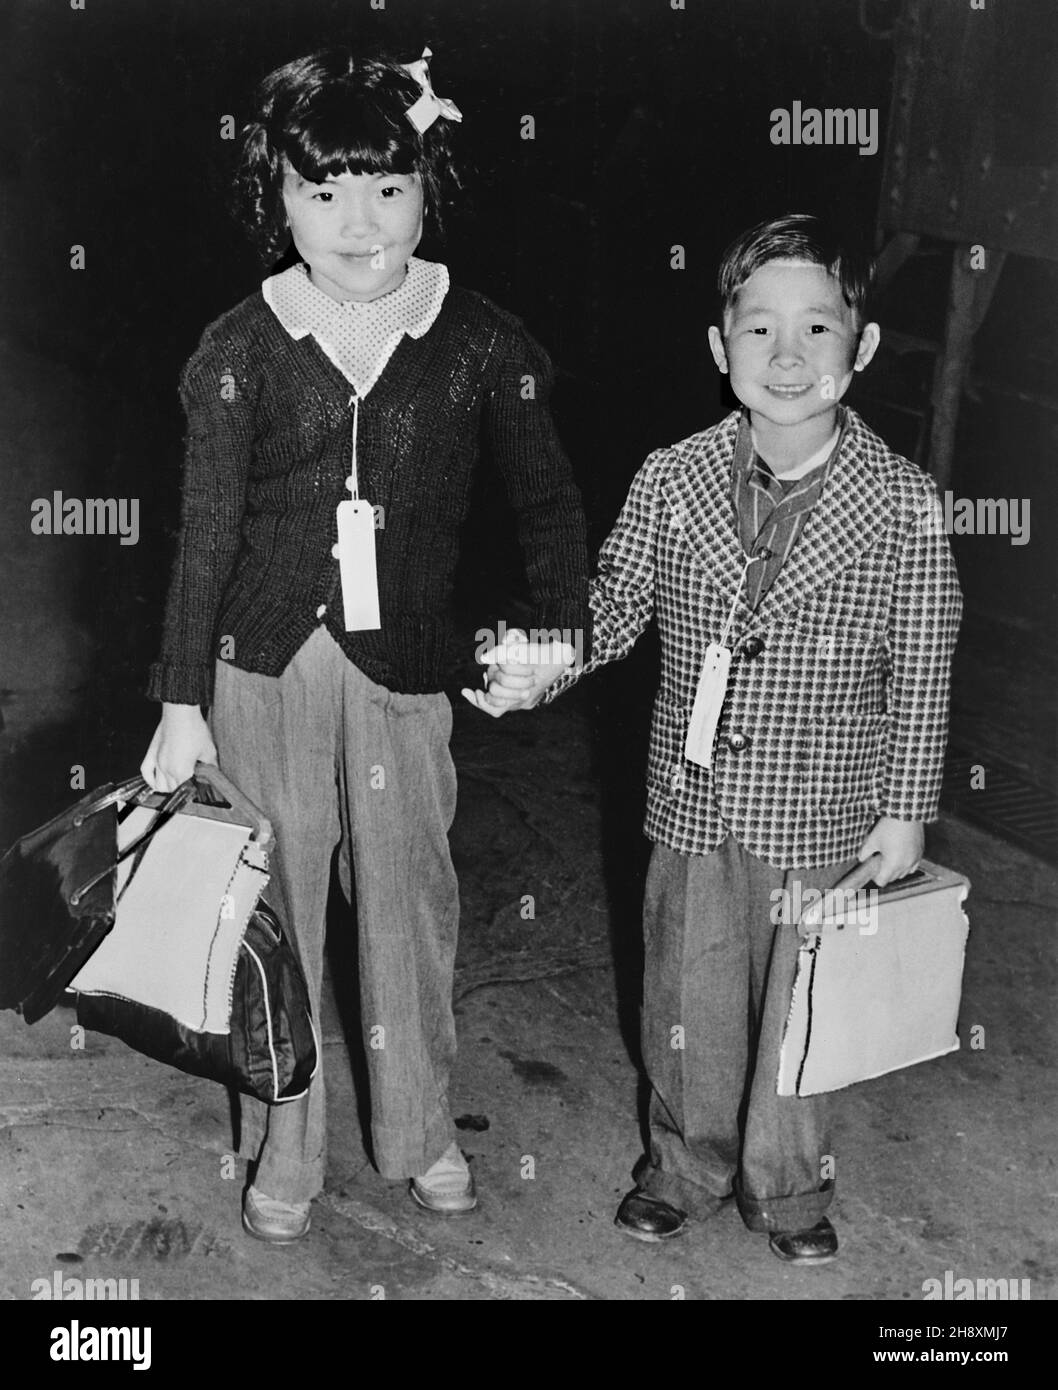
[316, 604, 327, 619]
[741, 636, 765, 659]
[726, 731, 750, 752]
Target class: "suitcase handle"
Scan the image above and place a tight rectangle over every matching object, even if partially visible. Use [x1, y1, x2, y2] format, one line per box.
[799, 853, 884, 931]
[192, 763, 272, 848]
[69, 767, 272, 906]
[122, 765, 272, 847]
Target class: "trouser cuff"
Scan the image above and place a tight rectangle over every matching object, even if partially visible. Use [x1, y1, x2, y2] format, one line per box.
[736, 1178, 835, 1233]
[250, 1147, 325, 1206]
[637, 1162, 731, 1221]
[372, 1105, 455, 1181]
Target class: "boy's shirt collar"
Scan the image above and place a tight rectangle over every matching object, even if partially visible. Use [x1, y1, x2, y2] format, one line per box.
[729, 407, 850, 611]
[261, 256, 449, 396]
[751, 420, 843, 480]
[732, 406, 849, 498]
[658, 407, 894, 634]
[743, 404, 849, 481]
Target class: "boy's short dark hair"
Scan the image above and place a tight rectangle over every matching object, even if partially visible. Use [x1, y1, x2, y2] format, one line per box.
[234, 46, 462, 264]
[717, 213, 876, 324]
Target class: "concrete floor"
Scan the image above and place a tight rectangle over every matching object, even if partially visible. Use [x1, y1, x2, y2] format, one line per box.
[1, 691, 1055, 1302]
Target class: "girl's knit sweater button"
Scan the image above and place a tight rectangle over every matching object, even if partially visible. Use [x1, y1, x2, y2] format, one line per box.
[316, 604, 327, 619]
[331, 544, 340, 559]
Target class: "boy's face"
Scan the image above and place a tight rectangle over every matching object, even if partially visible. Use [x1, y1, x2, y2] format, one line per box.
[708, 261, 879, 431]
[281, 163, 424, 302]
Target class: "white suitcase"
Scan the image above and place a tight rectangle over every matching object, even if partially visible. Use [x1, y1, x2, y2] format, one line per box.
[777, 859, 971, 1096]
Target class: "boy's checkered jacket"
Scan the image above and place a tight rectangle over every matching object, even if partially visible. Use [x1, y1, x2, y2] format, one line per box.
[545, 408, 963, 869]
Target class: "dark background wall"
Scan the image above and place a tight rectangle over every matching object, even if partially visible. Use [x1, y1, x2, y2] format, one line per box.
[0, 0, 1053, 821]
[1, 0, 896, 485]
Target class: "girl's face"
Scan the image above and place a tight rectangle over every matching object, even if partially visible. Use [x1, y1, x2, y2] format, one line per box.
[281, 162, 424, 302]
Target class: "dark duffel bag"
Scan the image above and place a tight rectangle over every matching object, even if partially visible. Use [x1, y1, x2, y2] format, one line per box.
[75, 899, 319, 1104]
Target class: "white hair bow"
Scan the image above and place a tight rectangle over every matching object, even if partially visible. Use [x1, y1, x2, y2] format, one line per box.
[401, 47, 463, 133]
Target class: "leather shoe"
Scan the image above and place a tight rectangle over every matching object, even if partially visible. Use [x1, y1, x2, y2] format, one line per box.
[242, 1185, 311, 1244]
[614, 1190, 687, 1242]
[769, 1216, 838, 1264]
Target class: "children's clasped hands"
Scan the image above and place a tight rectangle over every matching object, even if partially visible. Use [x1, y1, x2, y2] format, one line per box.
[461, 629, 575, 718]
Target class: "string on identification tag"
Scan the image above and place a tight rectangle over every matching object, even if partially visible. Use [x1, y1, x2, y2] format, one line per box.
[332, 394, 380, 631]
[683, 555, 762, 769]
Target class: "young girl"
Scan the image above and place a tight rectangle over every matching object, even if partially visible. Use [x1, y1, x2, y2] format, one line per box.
[141, 46, 589, 1243]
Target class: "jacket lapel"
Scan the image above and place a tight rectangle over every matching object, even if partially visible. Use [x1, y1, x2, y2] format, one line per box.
[660, 409, 896, 637]
[661, 413, 752, 622]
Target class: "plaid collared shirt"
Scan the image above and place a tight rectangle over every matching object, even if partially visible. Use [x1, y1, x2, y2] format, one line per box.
[544, 408, 963, 869]
[731, 409, 846, 611]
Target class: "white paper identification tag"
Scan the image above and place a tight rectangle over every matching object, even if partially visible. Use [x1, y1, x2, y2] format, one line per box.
[684, 641, 732, 768]
[335, 498, 381, 631]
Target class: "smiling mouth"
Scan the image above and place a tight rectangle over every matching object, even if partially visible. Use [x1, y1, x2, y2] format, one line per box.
[765, 384, 813, 397]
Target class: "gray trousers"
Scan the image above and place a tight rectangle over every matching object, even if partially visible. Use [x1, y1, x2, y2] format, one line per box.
[638, 836, 857, 1232]
[210, 627, 459, 1202]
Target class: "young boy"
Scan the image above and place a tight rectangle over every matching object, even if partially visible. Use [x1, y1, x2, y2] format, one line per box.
[464, 214, 962, 1262]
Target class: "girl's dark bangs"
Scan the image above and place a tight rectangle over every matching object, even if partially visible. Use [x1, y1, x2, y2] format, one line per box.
[280, 94, 420, 183]
[283, 131, 418, 182]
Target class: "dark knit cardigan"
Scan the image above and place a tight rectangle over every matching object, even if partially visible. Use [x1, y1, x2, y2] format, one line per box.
[146, 284, 592, 705]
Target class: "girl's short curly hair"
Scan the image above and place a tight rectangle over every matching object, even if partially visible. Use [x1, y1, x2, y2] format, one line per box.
[233, 46, 462, 264]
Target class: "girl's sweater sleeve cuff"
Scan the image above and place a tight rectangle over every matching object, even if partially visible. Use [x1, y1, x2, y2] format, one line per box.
[145, 661, 213, 707]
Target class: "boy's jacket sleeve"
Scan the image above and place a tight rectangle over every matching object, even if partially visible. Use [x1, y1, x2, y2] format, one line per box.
[879, 477, 963, 822]
[541, 448, 667, 701]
